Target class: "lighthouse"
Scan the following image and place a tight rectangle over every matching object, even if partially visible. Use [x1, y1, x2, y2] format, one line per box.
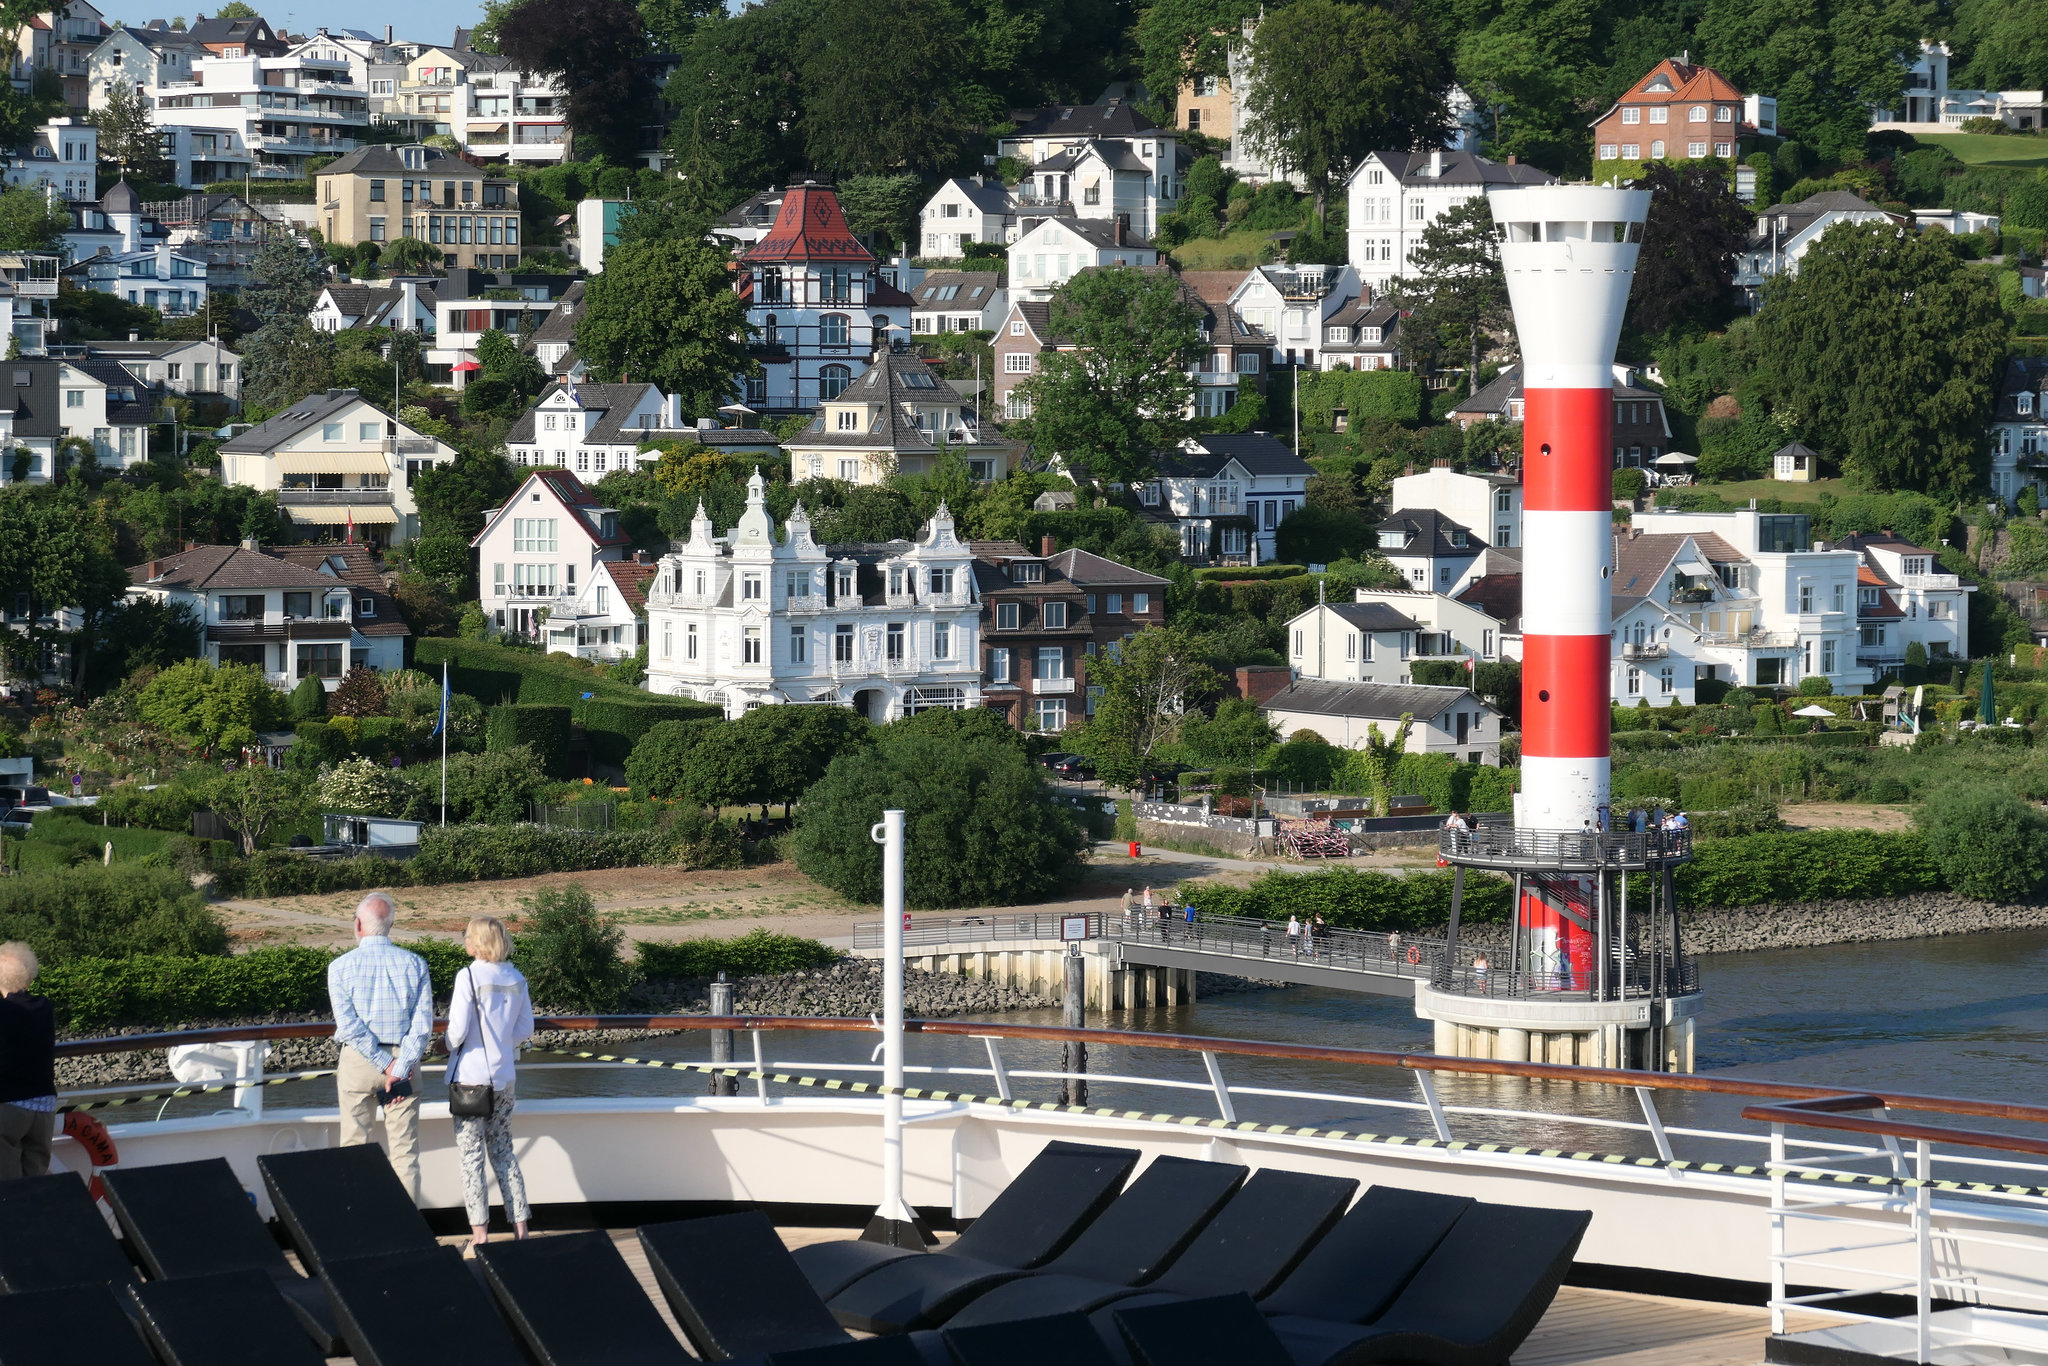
[1422, 183, 1704, 1071]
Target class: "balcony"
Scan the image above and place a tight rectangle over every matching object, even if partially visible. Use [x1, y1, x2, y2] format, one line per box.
[385, 437, 440, 455]
[1013, 191, 1069, 210]
[1034, 676, 1076, 694]
[1899, 573, 1962, 591]
[278, 488, 393, 506]
[1621, 642, 1669, 660]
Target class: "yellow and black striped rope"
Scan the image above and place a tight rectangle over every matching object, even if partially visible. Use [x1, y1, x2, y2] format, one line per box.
[531, 1046, 2048, 1202]
[58, 1069, 340, 1114]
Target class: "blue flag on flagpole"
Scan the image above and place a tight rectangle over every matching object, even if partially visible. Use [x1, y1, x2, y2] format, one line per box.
[431, 666, 449, 737]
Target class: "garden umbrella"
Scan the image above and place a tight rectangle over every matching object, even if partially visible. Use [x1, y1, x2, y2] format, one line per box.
[1791, 705, 1835, 718]
[1983, 665, 1997, 724]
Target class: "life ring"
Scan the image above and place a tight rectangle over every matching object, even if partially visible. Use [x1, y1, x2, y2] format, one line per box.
[62, 1112, 118, 1202]
[1406, 945, 1422, 966]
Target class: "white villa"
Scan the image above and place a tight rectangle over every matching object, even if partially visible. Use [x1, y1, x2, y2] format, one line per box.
[644, 472, 983, 722]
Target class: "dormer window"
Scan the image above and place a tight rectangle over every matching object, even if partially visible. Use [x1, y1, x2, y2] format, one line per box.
[2022, 393, 2036, 416]
[1362, 327, 1381, 343]
[1013, 561, 1043, 584]
[1378, 531, 1409, 550]
[836, 408, 859, 431]
[1449, 529, 1468, 548]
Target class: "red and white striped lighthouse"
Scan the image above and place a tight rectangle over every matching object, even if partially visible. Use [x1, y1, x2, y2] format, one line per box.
[1485, 185, 1650, 835]
[1487, 185, 1650, 990]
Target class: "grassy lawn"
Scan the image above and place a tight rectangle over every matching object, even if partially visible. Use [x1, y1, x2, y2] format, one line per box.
[1909, 132, 2048, 170]
[5, 811, 176, 872]
[1169, 228, 1284, 271]
[1675, 476, 1849, 505]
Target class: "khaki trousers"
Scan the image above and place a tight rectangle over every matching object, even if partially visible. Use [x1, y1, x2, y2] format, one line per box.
[0, 1103, 54, 1181]
[336, 1046, 421, 1204]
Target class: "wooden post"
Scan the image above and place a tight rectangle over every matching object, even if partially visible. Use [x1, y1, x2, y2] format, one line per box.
[1058, 948, 1087, 1106]
[708, 976, 735, 1097]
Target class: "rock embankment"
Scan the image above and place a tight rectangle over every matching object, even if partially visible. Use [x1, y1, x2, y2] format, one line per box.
[58, 961, 1055, 1090]
[1427, 892, 2048, 958]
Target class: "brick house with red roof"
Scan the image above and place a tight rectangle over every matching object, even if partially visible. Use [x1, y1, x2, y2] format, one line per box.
[1591, 58, 1752, 165]
[736, 179, 917, 417]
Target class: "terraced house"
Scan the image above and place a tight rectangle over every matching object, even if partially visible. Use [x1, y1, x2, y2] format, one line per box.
[316, 144, 520, 268]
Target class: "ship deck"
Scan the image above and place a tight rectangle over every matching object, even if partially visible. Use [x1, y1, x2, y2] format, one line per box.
[352, 1227, 1811, 1366]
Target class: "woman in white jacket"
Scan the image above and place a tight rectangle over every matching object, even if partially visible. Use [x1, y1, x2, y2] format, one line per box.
[445, 915, 535, 1251]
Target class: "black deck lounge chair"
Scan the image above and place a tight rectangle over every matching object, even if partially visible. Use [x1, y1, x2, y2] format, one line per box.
[1081, 1185, 1472, 1366]
[763, 1339, 932, 1366]
[321, 1245, 529, 1366]
[256, 1145, 438, 1276]
[640, 1210, 864, 1361]
[943, 1168, 1355, 1329]
[943, 1310, 1123, 1366]
[476, 1229, 694, 1366]
[828, 1155, 1249, 1335]
[0, 1173, 138, 1294]
[795, 1140, 1140, 1302]
[103, 1156, 343, 1353]
[0, 1283, 156, 1366]
[1114, 1293, 1293, 1366]
[127, 1268, 329, 1366]
[1265, 1203, 1592, 1366]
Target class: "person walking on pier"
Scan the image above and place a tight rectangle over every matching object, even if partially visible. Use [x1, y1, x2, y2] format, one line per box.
[0, 942, 56, 1181]
[329, 891, 433, 1204]
[1288, 915, 1301, 956]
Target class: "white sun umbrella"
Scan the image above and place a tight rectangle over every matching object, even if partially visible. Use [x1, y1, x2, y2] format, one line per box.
[1791, 704, 1836, 718]
[1653, 451, 1698, 467]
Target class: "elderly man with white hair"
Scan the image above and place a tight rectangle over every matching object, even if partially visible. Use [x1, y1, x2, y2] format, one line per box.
[327, 891, 434, 1203]
[0, 940, 58, 1181]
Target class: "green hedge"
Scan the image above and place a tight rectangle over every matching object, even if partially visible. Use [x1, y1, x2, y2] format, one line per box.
[1178, 867, 1513, 930]
[486, 704, 572, 777]
[217, 819, 742, 897]
[1193, 564, 1308, 582]
[41, 939, 472, 1030]
[1676, 830, 1941, 906]
[636, 930, 841, 979]
[415, 637, 718, 769]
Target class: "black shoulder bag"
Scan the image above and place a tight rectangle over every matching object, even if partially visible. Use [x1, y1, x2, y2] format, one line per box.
[447, 965, 497, 1120]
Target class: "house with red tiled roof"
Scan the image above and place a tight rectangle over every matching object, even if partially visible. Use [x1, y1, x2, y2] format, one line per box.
[470, 468, 629, 640]
[736, 179, 916, 417]
[1591, 58, 1753, 166]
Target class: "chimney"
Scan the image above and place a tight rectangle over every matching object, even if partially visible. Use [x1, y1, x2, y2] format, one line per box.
[146, 559, 158, 580]
[1114, 215, 1127, 245]
[128, 330, 140, 341]
[185, 539, 197, 551]
[696, 416, 715, 432]
[635, 549, 650, 564]
[1428, 149, 1442, 177]
[240, 537, 259, 551]
[1506, 155, 1517, 166]
[1041, 533, 1056, 557]
[385, 24, 393, 41]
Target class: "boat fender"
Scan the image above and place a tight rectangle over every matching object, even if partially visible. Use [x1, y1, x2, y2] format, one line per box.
[62, 1111, 118, 1202]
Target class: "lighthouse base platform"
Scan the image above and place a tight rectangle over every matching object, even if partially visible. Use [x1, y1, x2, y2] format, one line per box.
[1416, 986, 1702, 1072]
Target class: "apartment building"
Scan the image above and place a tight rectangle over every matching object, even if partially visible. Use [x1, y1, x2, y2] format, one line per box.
[3, 118, 98, 200]
[394, 45, 568, 161]
[973, 540, 1167, 733]
[506, 379, 684, 476]
[1226, 263, 1363, 367]
[1008, 215, 1158, 302]
[0, 357, 154, 482]
[1389, 465, 1521, 550]
[218, 387, 458, 544]
[785, 348, 1018, 487]
[472, 469, 628, 639]
[88, 24, 206, 109]
[916, 177, 1018, 258]
[1134, 433, 1312, 564]
[644, 473, 983, 722]
[148, 50, 370, 181]
[316, 144, 521, 270]
[1261, 680, 1503, 764]
[15, 2, 109, 109]
[1991, 357, 2048, 506]
[1344, 149, 1553, 290]
[1446, 364, 1672, 467]
[125, 542, 405, 689]
[82, 338, 241, 400]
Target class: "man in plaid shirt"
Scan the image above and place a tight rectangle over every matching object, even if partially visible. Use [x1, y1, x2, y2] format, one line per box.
[328, 892, 433, 1203]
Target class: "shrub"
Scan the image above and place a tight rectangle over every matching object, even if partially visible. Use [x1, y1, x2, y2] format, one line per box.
[1753, 704, 1782, 735]
[486, 704, 572, 777]
[1917, 785, 2048, 902]
[329, 666, 387, 717]
[514, 883, 629, 1011]
[318, 756, 413, 816]
[1178, 867, 1513, 929]
[636, 931, 840, 980]
[0, 864, 228, 963]
[285, 721, 351, 774]
[1796, 675, 1834, 697]
[288, 675, 327, 721]
[1612, 468, 1647, 501]
[400, 746, 549, 824]
[1191, 564, 1308, 582]
[98, 772, 215, 832]
[1677, 830, 1941, 905]
[793, 729, 1086, 908]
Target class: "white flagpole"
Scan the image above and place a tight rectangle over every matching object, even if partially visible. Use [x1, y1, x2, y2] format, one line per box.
[864, 808, 929, 1247]
[439, 660, 448, 826]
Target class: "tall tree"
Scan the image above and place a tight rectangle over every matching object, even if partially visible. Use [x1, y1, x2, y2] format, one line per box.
[243, 239, 324, 324]
[799, 0, 993, 177]
[1380, 195, 1508, 397]
[1015, 268, 1206, 487]
[637, 0, 723, 50]
[1698, 0, 1927, 162]
[575, 238, 755, 419]
[1631, 162, 1755, 338]
[1136, 0, 1260, 123]
[662, 8, 808, 195]
[0, 185, 65, 251]
[1074, 626, 1224, 788]
[495, 0, 658, 161]
[1754, 220, 2006, 497]
[1240, 0, 1451, 220]
[241, 320, 335, 412]
[1954, 0, 2048, 89]
[0, 488, 130, 693]
[1455, 22, 1583, 173]
[836, 175, 924, 253]
[91, 80, 171, 180]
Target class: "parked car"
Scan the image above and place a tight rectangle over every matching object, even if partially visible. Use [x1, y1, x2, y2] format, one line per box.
[0, 807, 36, 836]
[1048, 755, 1096, 781]
[1037, 752, 1079, 771]
[0, 784, 53, 813]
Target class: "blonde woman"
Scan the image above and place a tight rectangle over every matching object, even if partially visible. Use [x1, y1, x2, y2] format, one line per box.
[445, 916, 534, 1251]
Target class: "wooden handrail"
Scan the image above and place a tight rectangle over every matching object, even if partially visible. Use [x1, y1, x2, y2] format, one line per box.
[1741, 1102, 2048, 1161]
[54, 1015, 2048, 1135]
